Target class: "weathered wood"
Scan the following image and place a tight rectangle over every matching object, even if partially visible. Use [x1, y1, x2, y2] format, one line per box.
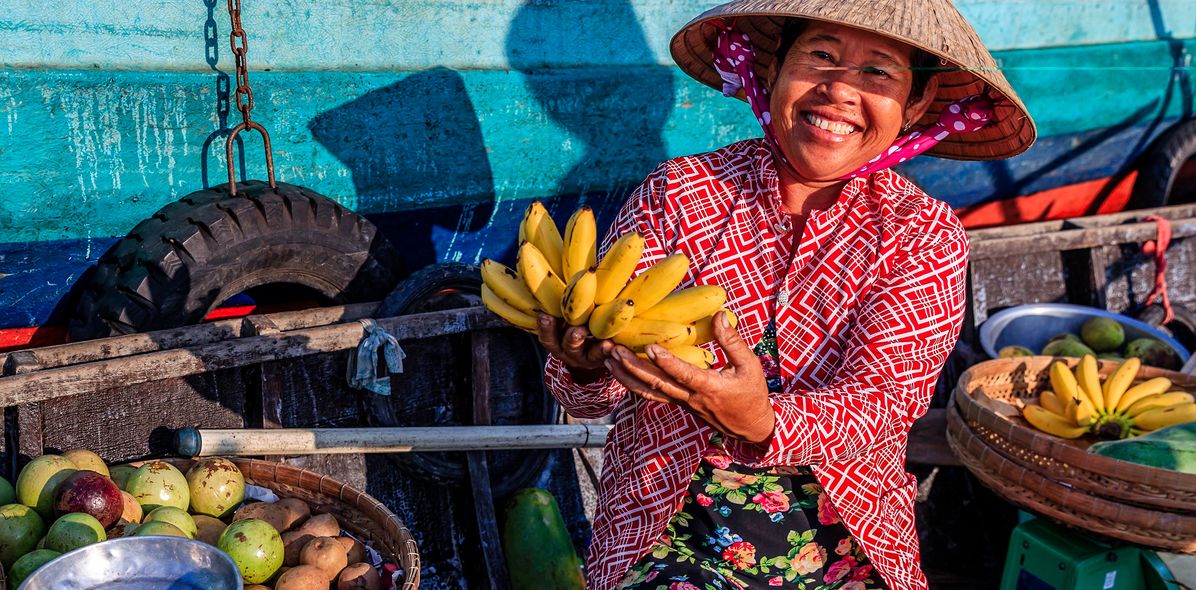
[0, 303, 378, 372]
[969, 218, 1196, 261]
[467, 331, 511, 590]
[0, 307, 505, 407]
[966, 203, 1196, 241]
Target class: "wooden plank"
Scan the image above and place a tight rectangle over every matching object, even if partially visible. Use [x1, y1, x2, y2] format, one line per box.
[0, 306, 505, 407]
[967, 204, 1196, 241]
[467, 332, 511, 590]
[970, 218, 1196, 261]
[0, 303, 378, 372]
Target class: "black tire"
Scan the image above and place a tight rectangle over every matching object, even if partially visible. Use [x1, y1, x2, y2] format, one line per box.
[69, 181, 403, 340]
[1133, 302, 1196, 354]
[1130, 118, 1196, 208]
[368, 262, 557, 497]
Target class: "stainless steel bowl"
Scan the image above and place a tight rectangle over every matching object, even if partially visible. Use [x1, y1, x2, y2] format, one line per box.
[18, 536, 242, 590]
[979, 303, 1190, 362]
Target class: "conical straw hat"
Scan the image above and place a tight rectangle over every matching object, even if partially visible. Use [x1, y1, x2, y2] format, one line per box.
[670, 0, 1036, 161]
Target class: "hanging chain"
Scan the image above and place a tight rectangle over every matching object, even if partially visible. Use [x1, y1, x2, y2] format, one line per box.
[224, 0, 277, 194]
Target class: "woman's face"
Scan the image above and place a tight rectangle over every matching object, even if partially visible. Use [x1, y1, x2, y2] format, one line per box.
[768, 21, 939, 182]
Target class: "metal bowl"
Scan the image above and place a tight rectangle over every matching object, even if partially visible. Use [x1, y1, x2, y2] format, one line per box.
[979, 303, 1190, 363]
[19, 536, 242, 590]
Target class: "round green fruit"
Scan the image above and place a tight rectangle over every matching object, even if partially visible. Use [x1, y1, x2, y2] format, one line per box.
[0, 503, 46, 569]
[186, 457, 245, 519]
[1125, 337, 1183, 370]
[109, 465, 137, 491]
[44, 512, 106, 554]
[16, 455, 76, 519]
[131, 521, 188, 538]
[997, 345, 1034, 359]
[61, 450, 110, 478]
[125, 462, 189, 513]
[144, 506, 197, 539]
[1080, 317, 1125, 353]
[1040, 339, 1096, 358]
[218, 518, 284, 584]
[8, 548, 61, 588]
[0, 476, 15, 506]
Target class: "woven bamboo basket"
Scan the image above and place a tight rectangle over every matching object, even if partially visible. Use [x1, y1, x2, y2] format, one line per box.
[946, 405, 1196, 552]
[952, 357, 1196, 512]
[139, 458, 420, 589]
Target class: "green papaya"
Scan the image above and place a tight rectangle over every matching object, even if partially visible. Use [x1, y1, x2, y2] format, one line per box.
[1090, 423, 1196, 473]
[501, 488, 584, 590]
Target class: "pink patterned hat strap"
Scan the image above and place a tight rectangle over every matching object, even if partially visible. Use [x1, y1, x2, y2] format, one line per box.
[710, 22, 996, 180]
[711, 20, 794, 172]
[841, 94, 995, 179]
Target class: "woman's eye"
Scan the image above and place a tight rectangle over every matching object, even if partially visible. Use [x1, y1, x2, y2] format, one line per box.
[811, 51, 833, 62]
[863, 66, 891, 78]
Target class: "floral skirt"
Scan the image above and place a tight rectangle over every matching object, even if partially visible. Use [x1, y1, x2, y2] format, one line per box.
[617, 458, 888, 590]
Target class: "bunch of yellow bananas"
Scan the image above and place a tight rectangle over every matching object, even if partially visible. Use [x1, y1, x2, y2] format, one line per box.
[1021, 354, 1195, 439]
[480, 201, 735, 368]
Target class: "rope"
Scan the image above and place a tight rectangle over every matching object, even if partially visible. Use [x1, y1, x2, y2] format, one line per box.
[347, 319, 407, 396]
[1141, 215, 1174, 324]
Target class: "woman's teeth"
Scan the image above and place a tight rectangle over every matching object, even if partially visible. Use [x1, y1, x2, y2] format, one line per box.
[804, 113, 856, 135]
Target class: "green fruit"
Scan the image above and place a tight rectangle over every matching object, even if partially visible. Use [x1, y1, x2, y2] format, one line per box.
[186, 457, 245, 519]
[144, 506, 197, 539]
[109, 465, 137, 491]
[0, 477, 15, 506]
[1124, 337, 1182, 370]
[44, 512, 106, 554]
[61, 450, 110, 478]
[131, 521, 188, 538]
[16, 456, 76, 519]
[1048, 332, 1082, 343]
[997, 345, 1034, 359]
[1080, 317, 1125, 352]
[501, 488, 584, 590]
[125, 462, 189, 513]
[0, 503, 46, 569]
[1040, 339, 1096, 358]
[8, 549, 61, 589]
[217, 518, 284, 584]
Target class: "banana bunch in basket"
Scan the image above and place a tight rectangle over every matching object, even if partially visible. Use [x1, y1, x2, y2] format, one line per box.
[480, 201, 735, 368]
[1021, 354, 1195, 439]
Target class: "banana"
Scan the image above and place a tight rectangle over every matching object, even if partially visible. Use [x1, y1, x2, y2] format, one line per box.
[1075, 354, 1105, 414]
[520, 201, 565, 278]
[1071, 393, 1097, 428]
[588, 298, 636, 339]
[611, 317, 696, 351]
[1131, 403, 1196, 431]
[1125, 391, 1196, 418]
[618, 253, 690, 311]
[593, 232, 645, 305]
[636, 285, 727, 323]
[562, 206, 597, 283]
[693, 309, 739, 345]
[1101, 357, 1141, 413]
[638, 345, 716, 369]
[1114, 377, 1174, 413]
[481, 285, 538, 332]
[480, 259, 540, 314]
[1048, 360, 1081, 412]
[561, 269, 597, 326]
[1022, 404, 1090, 439]
[1039, 391, 1067, 417]
[517, 242, 565, 318]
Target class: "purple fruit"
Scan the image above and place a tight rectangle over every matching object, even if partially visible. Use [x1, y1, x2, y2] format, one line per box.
[53, 470, 123, 528]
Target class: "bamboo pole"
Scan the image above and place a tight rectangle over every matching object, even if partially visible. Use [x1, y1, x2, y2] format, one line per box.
[175, 425, 612, 457]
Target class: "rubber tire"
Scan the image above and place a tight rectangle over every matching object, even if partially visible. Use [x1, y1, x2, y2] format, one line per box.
[1131, 118, 1196, 208]
[69, 181, 403, 340]
[368, 262, 557, 497]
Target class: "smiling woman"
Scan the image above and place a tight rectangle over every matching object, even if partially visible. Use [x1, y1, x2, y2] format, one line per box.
[532, 1, 1036, 589]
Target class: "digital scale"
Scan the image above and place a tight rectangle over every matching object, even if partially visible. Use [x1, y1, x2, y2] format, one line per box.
[1001, 518, 1182, 590]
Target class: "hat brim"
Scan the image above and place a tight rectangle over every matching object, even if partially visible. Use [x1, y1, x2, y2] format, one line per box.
[670, 2, 1037, 161]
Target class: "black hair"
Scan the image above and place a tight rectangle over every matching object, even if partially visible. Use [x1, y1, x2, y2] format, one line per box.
[773, 19, 939, 105]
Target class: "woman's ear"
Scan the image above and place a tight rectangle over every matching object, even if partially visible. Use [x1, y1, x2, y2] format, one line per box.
[904, 75, 940, 128]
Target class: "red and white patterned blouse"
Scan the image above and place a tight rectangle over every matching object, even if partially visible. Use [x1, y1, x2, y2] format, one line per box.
[545, 138, 968, 590]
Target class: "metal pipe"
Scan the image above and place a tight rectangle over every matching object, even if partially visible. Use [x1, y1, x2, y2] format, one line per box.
[174, 425, 611, 457]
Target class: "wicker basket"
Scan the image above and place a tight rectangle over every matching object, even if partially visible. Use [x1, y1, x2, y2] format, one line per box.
[143, 458, 420, 589]
[953, 356, 1196, 512]
[946, 405, 1196, 552]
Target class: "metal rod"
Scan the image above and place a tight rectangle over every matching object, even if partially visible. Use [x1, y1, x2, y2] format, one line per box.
[174, 425, 611, 457]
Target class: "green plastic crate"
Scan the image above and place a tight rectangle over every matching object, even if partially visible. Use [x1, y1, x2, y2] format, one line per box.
[1000, 519, 1178, 590]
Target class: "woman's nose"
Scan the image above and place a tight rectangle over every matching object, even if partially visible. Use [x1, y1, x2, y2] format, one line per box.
[816, 70, 862, 104]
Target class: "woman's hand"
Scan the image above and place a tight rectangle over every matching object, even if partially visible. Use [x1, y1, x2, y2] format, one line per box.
[536, 313, 614, 382]
[605, 314, 776, 443]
